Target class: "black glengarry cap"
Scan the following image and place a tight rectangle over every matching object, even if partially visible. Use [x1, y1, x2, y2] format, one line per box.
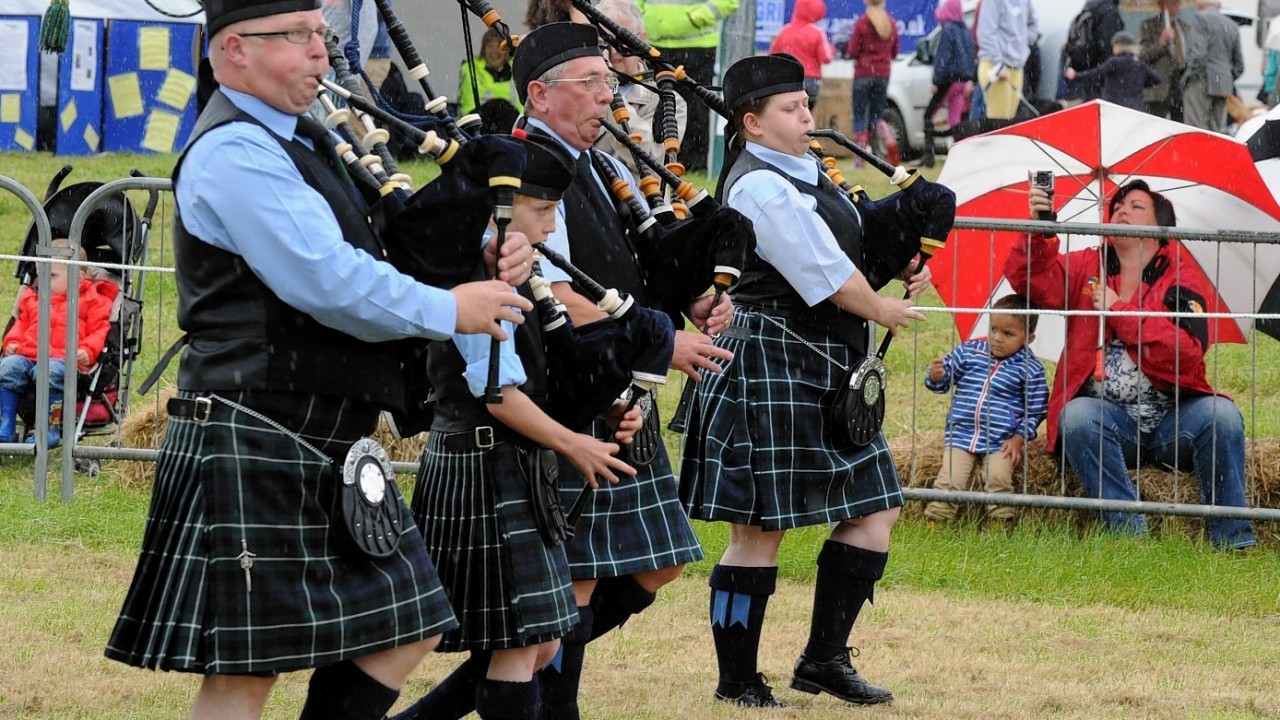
[512, 22, 602, 104]
[722, 53, 806, 113]
[204, 0, 322, 38]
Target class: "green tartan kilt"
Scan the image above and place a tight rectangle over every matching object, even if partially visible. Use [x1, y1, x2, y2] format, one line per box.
[105, 392, 458, 675]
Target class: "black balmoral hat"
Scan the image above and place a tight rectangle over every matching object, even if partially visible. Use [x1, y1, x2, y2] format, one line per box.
[513, 22, 602, 104]
[722, 54, 806, 113]
[518, 133, 577, 201]
[204, 0, 322, 38]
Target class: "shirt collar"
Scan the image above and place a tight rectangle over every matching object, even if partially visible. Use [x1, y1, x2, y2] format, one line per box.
[525, 116, 585, 160]
[221, 86, 307, 141]
[745, 141, 820, 185]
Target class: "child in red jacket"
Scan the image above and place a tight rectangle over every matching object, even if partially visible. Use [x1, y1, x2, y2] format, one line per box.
[0, 239, 118, 446]
[769, 0, 835, 109]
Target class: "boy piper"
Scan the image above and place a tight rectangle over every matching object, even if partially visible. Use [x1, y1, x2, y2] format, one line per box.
[391, 133, 642, 720]
[104, 1, 535, 718]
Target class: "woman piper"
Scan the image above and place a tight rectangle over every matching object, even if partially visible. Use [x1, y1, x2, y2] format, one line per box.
[392, 134, 641, 720]
[679, 54, 931, 708]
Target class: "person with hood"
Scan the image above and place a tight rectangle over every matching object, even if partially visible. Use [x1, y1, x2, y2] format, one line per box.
[0, 239, 118, 447]
[920, 0, 976, 167]
[846, 0, 899, 153]
[769, 0, 835, 109]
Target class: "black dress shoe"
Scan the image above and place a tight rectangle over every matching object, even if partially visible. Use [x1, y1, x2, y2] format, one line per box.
[714, 673, 790, 708]
[790, 649, 893, 705]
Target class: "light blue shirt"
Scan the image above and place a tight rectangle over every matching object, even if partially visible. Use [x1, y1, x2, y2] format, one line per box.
[527, 116, 642, 286]
[725, 142, 857, 307]
[453, 229, 528, 397]
[176, 87, 456, 343]
[976, 0, 1038, 68]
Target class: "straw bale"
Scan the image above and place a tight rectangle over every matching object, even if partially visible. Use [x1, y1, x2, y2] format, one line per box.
[890, 431, 1280, 542]
[107, 394, 428, 489]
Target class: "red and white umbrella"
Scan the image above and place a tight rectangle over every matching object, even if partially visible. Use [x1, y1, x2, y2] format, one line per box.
[931, 100, 1280, 360]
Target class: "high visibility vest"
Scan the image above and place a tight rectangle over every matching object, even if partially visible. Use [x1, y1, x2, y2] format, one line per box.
[457, 61, 523, 116]
[638, 0, 739, 49]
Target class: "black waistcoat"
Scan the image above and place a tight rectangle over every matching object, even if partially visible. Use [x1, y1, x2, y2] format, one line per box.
[171, 90, 403, 408]
[530, 128, 651, 306]
[426, 284, 548, 434]
[722, 150, 870, 353]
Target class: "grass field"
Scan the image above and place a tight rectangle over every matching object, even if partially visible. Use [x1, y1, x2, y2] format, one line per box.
[2, 151, 1279, 718]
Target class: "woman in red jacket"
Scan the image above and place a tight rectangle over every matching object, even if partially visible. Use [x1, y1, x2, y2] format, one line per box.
[1004, 180, 1255, 550]
[846, 0, 898, 151]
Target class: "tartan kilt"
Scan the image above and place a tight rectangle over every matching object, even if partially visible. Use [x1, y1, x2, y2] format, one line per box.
[679, 309, 904, 531]
[410, 434, 577, 652]
[105, 392, 457, 675]
[557, 419, 703, 579]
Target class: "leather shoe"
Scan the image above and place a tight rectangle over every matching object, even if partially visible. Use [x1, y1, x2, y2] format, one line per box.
[791, 649, 893, 705]
[714, 673, 789, 708]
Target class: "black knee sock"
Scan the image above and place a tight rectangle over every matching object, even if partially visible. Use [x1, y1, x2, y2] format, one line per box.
[803, 541, 888, 662]
[587, 575, 656, 642]
[298, 659, 400, 720]
[387, 650, 492, 720]
[475, 677, 540, 720]
[708, 564, 777, 695]
[538, 604, 592, 720]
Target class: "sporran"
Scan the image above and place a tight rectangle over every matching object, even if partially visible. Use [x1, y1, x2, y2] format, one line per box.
[340, 438, 404, 558]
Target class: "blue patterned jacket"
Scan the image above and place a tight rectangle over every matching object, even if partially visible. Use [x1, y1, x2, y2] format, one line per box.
[924, 340, 1049, 454]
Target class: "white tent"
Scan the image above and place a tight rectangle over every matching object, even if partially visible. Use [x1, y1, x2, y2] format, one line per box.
[6, 0, 203, 109]
[7, 0, 204, 23]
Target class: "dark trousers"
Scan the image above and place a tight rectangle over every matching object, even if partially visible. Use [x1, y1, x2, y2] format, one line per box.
[920, 82, 954, 166]
[1145, 87, 1183, 122]
[657, 46, 716, 172]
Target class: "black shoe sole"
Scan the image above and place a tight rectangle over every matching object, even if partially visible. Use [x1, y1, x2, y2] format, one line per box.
[790, 676, 893, 705]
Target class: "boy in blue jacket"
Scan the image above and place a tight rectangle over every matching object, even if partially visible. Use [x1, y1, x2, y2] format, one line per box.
[924, 294, 1049, 525]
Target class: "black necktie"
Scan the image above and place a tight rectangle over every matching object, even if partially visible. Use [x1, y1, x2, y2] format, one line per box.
[577, 149, 594, 184]
[294, 116, 347, 179]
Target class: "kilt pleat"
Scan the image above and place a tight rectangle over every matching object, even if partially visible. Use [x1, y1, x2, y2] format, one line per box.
[106, 392, 457, 675]
[679, 310, 904, 531]
[557, 422, 703, 579]
[412, 434, 577, 651]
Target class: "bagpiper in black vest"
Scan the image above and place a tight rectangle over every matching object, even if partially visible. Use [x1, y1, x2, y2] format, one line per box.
[171, 90, 404, 408]
[721, 149, 871, 355]
[529, 127, 653, 309]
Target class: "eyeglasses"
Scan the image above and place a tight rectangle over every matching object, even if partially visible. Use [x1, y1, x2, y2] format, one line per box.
[544, 75, 620, 94]
[236, 27, 337, 45]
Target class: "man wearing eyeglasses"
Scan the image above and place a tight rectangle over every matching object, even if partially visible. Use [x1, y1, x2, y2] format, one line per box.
[511, 21, 734, 720]
[104, 1, 536, 719]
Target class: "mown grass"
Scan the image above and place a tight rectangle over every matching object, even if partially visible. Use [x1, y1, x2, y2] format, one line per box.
[2, 151, 1279, 718]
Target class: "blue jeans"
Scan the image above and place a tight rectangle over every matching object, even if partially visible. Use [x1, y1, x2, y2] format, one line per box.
[851, 76, 888, 133]
[1059, 396, 1256, 550]
[0, 355, 66, 394]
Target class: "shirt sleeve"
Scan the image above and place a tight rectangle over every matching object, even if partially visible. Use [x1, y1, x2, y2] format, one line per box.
[452, 309, 528, 398]
[726, 170, 855, 306]
[177, 123, 457, 343]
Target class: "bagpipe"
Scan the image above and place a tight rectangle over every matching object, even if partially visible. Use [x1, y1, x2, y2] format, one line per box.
[528, 244, 674, 535]
[315, 2, 686, 448]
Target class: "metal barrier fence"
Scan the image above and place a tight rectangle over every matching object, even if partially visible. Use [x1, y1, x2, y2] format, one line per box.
[4, 172, 1280, 526]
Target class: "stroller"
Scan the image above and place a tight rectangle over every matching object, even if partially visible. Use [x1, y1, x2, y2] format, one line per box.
[6, 166, 153, 468]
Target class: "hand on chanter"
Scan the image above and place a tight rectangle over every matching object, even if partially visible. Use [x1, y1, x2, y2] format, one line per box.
[450, 280, 534, 340]
[563, 432, 636, 489]
[602, 400, 644, 445]
[876, 296, 926, 335]
[486, 230, 534, 286]
[672, 329, 735, 382]
[897, 256, 933, 298]
[689, 292, 733, 335]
